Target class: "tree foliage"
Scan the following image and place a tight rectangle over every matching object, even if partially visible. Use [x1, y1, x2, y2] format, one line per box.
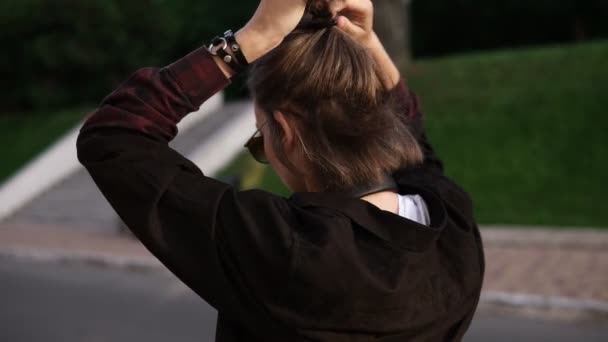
[411, 0, 608, 57]
[3, 0, 607, 112]
[1, 0, 179, 111]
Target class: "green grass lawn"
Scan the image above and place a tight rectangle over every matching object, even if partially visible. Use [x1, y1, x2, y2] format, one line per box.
[220, 41, 608, 227]
[0, 108, 87, 183]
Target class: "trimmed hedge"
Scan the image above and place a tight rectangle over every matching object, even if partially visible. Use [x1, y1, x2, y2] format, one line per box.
[2, 0, 179, 111]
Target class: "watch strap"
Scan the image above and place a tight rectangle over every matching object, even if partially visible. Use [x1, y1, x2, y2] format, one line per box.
[208, 35, 245, 73]
[223, 30, 250, 67]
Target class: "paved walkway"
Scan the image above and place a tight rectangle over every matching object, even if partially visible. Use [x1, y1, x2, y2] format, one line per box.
[4, 101, 250, 234]
[1, 223, 607, 320]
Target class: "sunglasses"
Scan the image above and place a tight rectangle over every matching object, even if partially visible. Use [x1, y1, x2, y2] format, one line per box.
[244, 121, 269, 164]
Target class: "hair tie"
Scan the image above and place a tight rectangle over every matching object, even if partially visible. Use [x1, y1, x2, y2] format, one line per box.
[299, 17, 337, 31]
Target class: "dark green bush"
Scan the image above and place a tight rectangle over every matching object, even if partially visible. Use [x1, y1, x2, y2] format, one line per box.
[1, 0, 258, 112]
[1, 0, 178, 111]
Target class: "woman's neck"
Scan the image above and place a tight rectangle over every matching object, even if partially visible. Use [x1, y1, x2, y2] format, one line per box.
[360, 191, 399, 214]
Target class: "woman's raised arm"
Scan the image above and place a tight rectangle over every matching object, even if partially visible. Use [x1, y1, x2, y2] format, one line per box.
[330, 0, 400, 88]
[76, 3, 311, 338]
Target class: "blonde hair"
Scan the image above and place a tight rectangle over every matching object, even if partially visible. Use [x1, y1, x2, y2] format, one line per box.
[248, 15, 423, 191]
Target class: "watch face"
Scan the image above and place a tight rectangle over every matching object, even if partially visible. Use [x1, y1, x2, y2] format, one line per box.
[209, 37, 228, 56]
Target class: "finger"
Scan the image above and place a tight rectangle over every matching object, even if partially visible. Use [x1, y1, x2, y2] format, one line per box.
[329, 0, 369, 15]
[335, 15, 361, 36]
[328, 0, 347, 16]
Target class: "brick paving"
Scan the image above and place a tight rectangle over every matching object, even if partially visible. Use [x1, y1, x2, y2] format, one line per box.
[1, 223, 607, 305]
[481, 227, 608, 303]
[483, 245, 608, 302]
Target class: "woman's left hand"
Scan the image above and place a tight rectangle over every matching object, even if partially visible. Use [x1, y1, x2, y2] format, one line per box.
[329, 0, 374, 47]
[236, 0, 308, 63]
[330, 0, 400, 87]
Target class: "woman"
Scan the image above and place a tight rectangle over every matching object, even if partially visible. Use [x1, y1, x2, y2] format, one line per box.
[77, 0, 484, 341]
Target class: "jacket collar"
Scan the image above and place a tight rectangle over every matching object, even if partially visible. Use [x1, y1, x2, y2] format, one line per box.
[289, 184, 447, 253]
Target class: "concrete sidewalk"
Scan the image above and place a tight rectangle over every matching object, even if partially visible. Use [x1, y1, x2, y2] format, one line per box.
[1, 223, 607, 321]
[3, 100, 251, 234]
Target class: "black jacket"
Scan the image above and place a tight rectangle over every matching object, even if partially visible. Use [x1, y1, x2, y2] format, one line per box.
[77, 47, 485, 341]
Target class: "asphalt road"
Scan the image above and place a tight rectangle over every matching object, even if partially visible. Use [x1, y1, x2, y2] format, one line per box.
[1, 259, 606, 342]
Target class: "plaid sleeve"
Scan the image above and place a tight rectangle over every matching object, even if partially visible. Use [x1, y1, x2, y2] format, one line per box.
[81, 47, 230, 142]
[76, 48, 297, 335]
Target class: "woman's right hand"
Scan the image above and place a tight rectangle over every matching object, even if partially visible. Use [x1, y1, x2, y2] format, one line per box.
[236, 0, 308, 63]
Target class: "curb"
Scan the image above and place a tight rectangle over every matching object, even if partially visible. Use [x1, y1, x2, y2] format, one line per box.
[480, 226, 608, 250]
[480, 291, 608, 321]
[0, 246, 164, 273]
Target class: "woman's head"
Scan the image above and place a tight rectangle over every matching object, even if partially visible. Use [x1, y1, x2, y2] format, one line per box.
[247, 15, 422, 192]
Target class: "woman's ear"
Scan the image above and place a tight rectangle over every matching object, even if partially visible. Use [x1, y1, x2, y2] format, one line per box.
[272, 110, 295, 149]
